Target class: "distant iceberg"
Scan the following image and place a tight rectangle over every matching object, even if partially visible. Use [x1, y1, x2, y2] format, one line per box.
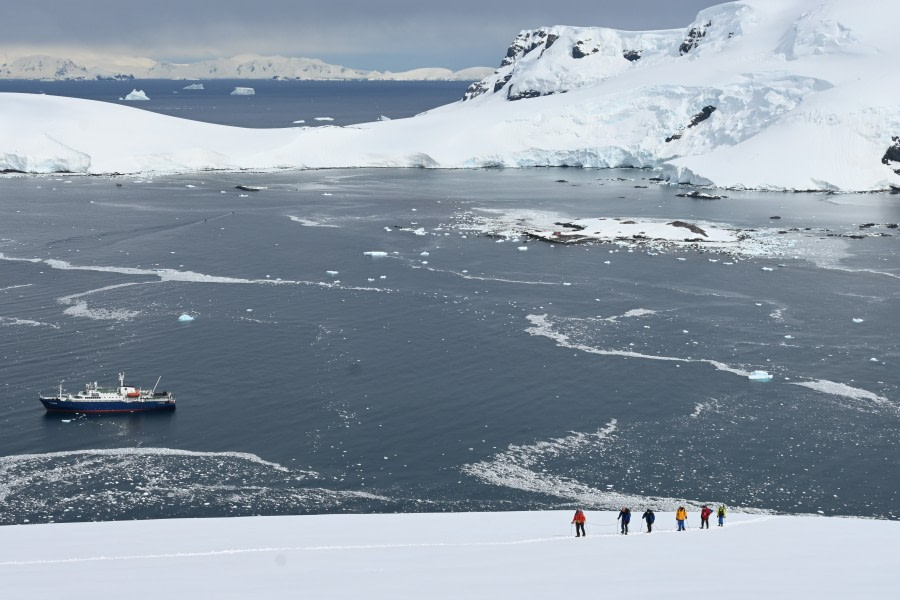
[748, 370, 773, 381]
[183, 83, 204, 90]
[123, 89, 149, 101]
[230, 87, 255, 96]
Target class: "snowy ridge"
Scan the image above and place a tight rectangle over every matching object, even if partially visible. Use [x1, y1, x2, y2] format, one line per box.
[2, 0, 900, 191]
[0, 52, 493, 82]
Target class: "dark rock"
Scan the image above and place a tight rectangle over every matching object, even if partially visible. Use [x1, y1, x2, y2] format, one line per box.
[235, 185, 262, 191]
[688, 106, 717, 128]
[859, 223, 876, 229]
[770, 216, 781, 219]
[665, 133, 683, 143]
[462, 80, 490, 101]
[623, 49, 643, 62]
[545, 34, 558, 49]
[676, 190, 726, 199]
[571, 41, 600, 59]
[555, 179, 568, 183]
[555, 221, 586, 231]
[680, 21, 711, 55]
[881, 136, 900, 170]
[668, 220, 708, 237]
[493, 73, 513, 94]
[886, 224, 898, 228]
[507, 88, 543, 101]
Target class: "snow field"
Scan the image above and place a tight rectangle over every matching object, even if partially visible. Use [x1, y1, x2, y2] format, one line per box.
[1, 511, 896, 599]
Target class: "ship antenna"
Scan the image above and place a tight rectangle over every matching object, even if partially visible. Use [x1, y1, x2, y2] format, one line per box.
[119, 371, 125, 387]
[152, 376, 162, 394]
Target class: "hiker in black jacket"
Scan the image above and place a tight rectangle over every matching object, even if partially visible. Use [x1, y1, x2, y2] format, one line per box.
[642, 509, 656, 533]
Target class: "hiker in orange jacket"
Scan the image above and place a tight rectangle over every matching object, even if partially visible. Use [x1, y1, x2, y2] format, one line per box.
[676, 506, 688, 531]
[572, 508, 586, 537]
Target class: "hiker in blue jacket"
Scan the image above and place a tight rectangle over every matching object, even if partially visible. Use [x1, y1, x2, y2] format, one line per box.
[617, 507, 632, 535]
[642, 508, 656, 533]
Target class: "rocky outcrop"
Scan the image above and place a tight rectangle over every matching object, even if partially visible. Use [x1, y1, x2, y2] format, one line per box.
[680, 21, 712, 55]
[666, 106, 717, 142]
[882, 136, 900, 173]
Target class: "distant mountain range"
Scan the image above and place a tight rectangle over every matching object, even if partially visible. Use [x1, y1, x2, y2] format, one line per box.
[0, 53, 493, 81]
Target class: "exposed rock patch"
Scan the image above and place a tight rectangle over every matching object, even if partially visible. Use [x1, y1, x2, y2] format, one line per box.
[680, 21, 712, 55]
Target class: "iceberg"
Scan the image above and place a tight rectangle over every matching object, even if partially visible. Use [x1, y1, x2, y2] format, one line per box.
[748, 370, 773, 381]
[230, 87, 255, 96]
[123, 89, 149, 101]
[182, 83, 204, 90]
[177, 313, 194, 322]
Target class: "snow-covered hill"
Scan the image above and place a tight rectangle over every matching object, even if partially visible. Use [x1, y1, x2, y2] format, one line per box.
[0, 53, 493, 82]
[1, 511, 897, 599]
[2, 0, 899, 191]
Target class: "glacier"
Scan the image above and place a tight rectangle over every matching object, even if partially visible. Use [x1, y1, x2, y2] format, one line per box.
[1, 0, 899, 192]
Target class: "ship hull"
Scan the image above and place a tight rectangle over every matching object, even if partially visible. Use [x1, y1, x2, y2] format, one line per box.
[40, 398, 176, 413]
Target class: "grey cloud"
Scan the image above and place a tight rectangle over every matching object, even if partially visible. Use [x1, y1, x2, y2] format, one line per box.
[8, 0, 720, 70]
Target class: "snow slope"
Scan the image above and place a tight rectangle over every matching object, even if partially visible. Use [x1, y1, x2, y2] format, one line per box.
[1, 0, 899, 191]
[1, 511, 897, 599]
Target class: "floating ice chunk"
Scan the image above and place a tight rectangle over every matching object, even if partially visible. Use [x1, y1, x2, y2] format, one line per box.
[364, 251, 388, 257]
[326, 271, 339, 276]
[186, 184, 196, 188]
[379, 275, 387, 279]
[123, 89, 149, 101]
[246, 309, 253, 312]
[852, 318, 864, 324]
[314, 116, 334, 121]
[378, 115, 391, 121]
[563, 282, 572, 286]
[604, 260, 611, 264]
[292, 120, 305, 124]
[177, 313, 194, 322]
[517, 246, 528, 252]
[420, 252, 430, 257]
[784, 335, 794, 339]
[677, 258, 687, 262]
[367, 278, 375, 282]
[230, 87, 255, 95]
[761, 267, 774, 272]
[869, 357, 879, 362]
[748, 370, 773, 381]
[183, 83, 204, 90]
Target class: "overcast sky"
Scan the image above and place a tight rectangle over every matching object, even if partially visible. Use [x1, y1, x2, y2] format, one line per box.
[6, 0, 720, 71]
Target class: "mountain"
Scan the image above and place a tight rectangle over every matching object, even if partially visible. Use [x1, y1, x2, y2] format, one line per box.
[0, 53, 493, 82]
[1, 0, 899, 191]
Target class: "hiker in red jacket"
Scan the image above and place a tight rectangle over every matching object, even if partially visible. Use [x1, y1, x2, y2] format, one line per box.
[572, 508, 586, 537]
[700, 505, 713, 529]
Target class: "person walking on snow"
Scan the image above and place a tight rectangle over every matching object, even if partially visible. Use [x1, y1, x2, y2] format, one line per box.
[676, 506, 688, 531]
[617, 507, 631, 535]
[572, 508, 586, 537]
[642, 508, 656, 533]
[700, 505, 712, 529]
[717, 504, 727, 527]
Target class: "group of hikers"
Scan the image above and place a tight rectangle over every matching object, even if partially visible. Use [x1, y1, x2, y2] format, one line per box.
[571, 505, 726, 536]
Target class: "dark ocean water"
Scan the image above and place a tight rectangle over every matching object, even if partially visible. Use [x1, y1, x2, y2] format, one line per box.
[0, 79, 471, 128]
[0, 85, 898, 524]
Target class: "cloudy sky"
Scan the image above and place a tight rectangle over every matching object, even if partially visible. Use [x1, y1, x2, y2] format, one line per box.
[7, 0, 719, 70]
